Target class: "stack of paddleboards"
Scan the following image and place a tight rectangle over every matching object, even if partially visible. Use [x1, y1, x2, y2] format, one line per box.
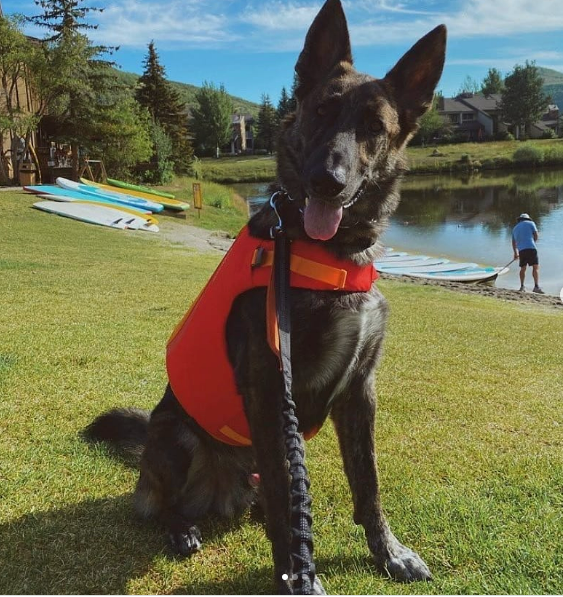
[375, 249, 510, 284]
[23, 177, 187, 233]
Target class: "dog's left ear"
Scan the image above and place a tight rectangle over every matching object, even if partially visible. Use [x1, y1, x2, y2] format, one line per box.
[295, 0, 352, 99]
[384, 24, 447, 121]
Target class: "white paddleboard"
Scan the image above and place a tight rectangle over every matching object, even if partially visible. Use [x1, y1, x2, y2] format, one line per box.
[56, 177, 164, 213]
[33, 200, 159, 233]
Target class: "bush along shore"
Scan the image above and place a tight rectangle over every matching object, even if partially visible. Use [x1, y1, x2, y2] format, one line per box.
[197, 138, 563, 183]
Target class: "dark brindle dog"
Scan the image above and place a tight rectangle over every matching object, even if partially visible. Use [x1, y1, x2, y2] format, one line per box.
[85, 0, 446, 592]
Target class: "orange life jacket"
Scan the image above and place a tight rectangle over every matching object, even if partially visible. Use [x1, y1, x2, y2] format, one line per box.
[166, 225, 378, 447]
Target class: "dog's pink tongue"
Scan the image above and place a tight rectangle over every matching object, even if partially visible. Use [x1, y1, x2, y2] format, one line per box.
[304, 198, 343, 240]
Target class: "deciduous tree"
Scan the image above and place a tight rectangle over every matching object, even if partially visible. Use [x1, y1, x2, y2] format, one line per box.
[501, 61, 549, 139]
[0, 15, 40, 181]
[192, 82, 233, 157]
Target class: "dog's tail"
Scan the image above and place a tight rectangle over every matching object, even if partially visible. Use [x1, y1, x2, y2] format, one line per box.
[82, 407, 149, 465]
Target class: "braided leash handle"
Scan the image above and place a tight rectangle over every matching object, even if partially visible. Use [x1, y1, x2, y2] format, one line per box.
[274, 228, 316, 594]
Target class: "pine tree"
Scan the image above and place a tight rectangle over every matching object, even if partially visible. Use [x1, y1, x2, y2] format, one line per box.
[26, 0, 118, 178]
[136, 41, 193, 173]
[26, 0, 103, 43]
[256, 94, 278, 154]
[481, 68, 504, 95]
[277, 86, 293, 121]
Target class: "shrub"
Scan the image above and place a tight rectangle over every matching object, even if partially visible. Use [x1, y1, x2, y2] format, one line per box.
[494, 130, 514, 141]
[541, 128, 557, 139]
[543, 144, 563, 166]
[513, 144, 543, 166]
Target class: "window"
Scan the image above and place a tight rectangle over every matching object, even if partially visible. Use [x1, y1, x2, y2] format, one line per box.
[462, 113, 475, 121]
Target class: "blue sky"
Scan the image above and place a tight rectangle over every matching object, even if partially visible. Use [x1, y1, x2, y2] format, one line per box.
[4, 0, 563, 107]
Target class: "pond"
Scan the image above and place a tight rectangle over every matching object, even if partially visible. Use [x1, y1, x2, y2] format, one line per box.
[232, 169, 563, 297]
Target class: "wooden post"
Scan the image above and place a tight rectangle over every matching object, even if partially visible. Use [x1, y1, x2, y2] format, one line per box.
[193, 182, 203, 218]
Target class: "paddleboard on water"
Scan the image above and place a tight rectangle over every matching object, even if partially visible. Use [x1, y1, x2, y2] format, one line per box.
[106, 177, 176, 200]
[80, 178, 189, 211]
[24, 185, 151, 214]
[56, 177, 164, 213]
[33, 200, 159, 232]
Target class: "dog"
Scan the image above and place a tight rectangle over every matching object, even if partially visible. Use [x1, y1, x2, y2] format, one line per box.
[84, 0, 446, 593]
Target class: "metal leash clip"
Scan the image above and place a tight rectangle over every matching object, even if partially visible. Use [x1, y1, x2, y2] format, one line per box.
[269, 189, 291, 239]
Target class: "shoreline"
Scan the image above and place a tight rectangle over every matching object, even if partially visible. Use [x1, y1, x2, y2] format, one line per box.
[160, 220, 562, 311]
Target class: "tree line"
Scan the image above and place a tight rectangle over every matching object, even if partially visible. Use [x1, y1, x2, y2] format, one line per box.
[415, 64, 560, 145]
[0, 0, 301, 185]
[3, 0, 558, 185]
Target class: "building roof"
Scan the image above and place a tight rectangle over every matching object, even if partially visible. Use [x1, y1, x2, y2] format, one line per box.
[439, 93, 502, 115]
[439, 97, 474, 113]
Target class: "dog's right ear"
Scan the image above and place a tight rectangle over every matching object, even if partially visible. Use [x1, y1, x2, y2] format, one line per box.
[295, 0, 352, 99]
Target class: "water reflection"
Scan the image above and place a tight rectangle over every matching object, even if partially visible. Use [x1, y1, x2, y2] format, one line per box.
[232, 170, 563, 296]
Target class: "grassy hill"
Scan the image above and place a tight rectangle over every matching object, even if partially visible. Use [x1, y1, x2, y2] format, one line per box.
[538, 66, 563, 108]
[113, 69, 260, 118]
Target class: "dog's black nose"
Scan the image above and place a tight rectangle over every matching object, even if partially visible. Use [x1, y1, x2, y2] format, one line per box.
[309, 166, 347, 197]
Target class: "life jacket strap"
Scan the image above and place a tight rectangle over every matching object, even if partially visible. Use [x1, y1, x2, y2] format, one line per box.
[252, 248, 349, 289]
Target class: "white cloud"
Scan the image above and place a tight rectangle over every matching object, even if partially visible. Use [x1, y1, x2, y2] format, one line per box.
[88, 0, 239, 49]
[18, 0, 562, 54]
[240, 2, 319, 31]
[449, 0, 563, 38]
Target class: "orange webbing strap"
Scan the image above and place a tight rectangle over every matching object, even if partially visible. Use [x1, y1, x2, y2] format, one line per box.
[266, 270, 280, 360]
[261, 246, 350, 361]
[252, 249, 349, 290]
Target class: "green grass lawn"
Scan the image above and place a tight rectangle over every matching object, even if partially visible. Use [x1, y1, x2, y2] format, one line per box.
[1, 190, 562, 594]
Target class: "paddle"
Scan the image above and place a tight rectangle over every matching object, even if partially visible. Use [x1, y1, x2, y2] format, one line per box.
[499, 257, 517, 273]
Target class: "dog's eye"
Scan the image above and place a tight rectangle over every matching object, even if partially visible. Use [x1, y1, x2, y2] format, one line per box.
[367, 119, 383, 135]
[316, 104, 327, 117]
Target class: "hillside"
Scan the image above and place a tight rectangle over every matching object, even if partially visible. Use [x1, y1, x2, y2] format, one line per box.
[113, 69, 260, 118]
[538, 66, 563, 108]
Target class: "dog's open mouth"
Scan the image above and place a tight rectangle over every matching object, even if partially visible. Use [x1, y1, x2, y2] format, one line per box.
[304, 181, 366, 241]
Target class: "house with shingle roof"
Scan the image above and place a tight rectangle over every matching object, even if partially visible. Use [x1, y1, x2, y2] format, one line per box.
[437, 93, 559, 140]
[437, 93, 505, 141]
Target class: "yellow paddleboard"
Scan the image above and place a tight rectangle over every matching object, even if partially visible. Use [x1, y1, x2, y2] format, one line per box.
[80, 178, 189, 211]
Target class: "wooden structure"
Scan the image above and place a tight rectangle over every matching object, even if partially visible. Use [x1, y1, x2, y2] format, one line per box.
[79, 159, 107, 182]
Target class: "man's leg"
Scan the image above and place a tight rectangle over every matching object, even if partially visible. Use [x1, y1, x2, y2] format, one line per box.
[519, 265, 527, 290]
[532, 264, 544, 293]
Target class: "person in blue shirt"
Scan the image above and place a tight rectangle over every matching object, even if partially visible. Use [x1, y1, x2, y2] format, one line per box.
[511, 213, 544, 293]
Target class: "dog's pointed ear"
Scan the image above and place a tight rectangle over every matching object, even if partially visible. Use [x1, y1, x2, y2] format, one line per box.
[384, 24, 447, 120]
[295, 0, 352, 99]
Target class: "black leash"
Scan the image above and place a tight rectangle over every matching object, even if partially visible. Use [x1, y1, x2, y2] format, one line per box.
[271, 193, 316, 594]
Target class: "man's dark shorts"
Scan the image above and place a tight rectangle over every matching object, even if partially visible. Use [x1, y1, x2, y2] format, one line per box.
[519, 248, 539, 267]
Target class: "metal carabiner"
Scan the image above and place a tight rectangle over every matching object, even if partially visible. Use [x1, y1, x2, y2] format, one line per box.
[269, 190, 285, 238]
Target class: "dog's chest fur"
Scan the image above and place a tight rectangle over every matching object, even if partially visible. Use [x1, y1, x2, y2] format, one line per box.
[228, 282, 388, 436]
[290, 287, 388, 429]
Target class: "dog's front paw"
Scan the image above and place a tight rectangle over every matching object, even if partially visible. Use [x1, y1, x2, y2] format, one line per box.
[169, 524, 202, 557]
[373, 532, 431, 582]
[276, 572, 326, 595]
[312, 575, 326, 594]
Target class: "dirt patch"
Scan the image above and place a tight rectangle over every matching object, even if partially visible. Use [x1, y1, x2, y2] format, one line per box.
[379, 272, 562, 311]
[159, 220, 562, 311]
[160, 220, 235, 253]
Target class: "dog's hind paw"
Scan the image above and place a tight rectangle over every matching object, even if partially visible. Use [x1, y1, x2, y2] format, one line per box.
[169, 524, 203, 557]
